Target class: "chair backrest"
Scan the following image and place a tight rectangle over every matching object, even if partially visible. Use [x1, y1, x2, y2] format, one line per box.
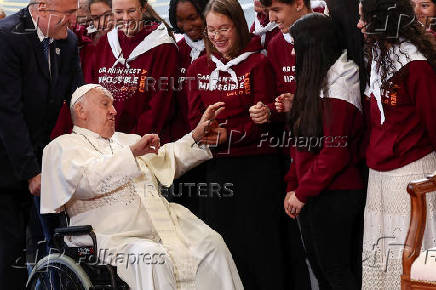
[402, 171, 436, 277]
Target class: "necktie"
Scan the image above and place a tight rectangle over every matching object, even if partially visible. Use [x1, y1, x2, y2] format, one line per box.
[41, 38, 50, 60]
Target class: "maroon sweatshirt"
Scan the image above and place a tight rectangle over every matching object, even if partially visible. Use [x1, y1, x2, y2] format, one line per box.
[249, 12, 280, 50]
[285, 98, 364, 203]
[311, 0, 328, 14]
[285, 54, 364, 202]
[365, 60, 436, 171]
[267, 33, 296, 96]
[170, 37, 207, 140]
[83, 23, 178, 143]
[187, 36, 278, 157]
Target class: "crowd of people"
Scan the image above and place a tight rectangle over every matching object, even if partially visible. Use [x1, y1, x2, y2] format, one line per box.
[0, 0, 435, 289]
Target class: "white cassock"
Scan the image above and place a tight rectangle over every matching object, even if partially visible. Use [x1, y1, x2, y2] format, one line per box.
[41, 126, 243, 290]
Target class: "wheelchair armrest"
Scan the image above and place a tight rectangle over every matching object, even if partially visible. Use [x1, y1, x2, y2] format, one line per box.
[53, 225, 98, 254]
[55, 225, 93, 236]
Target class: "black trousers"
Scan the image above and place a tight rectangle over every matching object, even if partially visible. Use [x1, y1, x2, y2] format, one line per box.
[280, 155, 311, 290]
[199, 154, 286, 290]
[0, 190, 32, 290]
[298, 189, 365, 290]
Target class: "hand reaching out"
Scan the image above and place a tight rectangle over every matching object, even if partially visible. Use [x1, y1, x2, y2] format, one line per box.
[192, 102, 227, 145]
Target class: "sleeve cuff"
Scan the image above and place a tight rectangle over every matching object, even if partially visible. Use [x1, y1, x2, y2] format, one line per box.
[295, 189, 308, 203]
[286, 182, 297, 193]
[21, 158, 41, 181]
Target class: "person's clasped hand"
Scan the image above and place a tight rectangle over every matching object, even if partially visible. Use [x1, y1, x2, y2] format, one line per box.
[275, 93, 294, 112]
[249, 101, 271, 124]
[284, 191, 305, 219]
[130, 134, 160, 156]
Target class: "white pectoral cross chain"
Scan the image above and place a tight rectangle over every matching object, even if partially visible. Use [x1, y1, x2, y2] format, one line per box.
[73, 132, 114, 155]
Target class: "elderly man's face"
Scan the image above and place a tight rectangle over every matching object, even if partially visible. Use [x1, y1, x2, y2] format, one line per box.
[82, 89, 117, 138]
[35, 0, 79, 39]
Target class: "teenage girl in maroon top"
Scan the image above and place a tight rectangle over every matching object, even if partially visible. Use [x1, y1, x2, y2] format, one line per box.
[358, 0, 436, 288]
[187, 0, 286, 288]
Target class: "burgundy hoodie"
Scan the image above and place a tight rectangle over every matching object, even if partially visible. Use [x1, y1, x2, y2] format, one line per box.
[365, 60, 436, 171]
[284, 52, 364, 202]
[187, 35, 278, 157]
[83, 23, 178, 143]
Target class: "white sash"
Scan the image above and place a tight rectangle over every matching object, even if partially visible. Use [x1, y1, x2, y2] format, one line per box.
[365, 41, 426, 124]
[107, 23, 175, 68]
[253, 16, 277, 47]
[283, 33, 295, 55]
[209, 52, 255, 90]
[311, 0, 329, 15]
[183, 34, 205, 62]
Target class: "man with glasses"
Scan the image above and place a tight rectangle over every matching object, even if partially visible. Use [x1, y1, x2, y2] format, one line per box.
[0, 0, 83, 287]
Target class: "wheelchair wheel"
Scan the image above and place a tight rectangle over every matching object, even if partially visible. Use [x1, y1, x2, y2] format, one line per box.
[27, 253, 93, 290]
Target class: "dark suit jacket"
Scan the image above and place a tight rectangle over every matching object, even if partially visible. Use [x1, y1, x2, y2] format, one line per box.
[0, 7, 83, 190]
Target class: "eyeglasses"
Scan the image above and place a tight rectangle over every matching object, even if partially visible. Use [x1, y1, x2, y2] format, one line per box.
[205, 25, 233, 38]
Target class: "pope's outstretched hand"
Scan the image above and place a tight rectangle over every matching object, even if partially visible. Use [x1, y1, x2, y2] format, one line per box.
[192, 102, 227, 146]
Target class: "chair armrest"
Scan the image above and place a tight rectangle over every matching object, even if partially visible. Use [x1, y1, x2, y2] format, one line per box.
[53, 225, 97, 254]
[55, 225, 93, 236]
[402, 172, 436, 278]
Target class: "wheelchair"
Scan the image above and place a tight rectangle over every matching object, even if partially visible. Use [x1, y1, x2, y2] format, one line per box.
[27, 224, 129, 290]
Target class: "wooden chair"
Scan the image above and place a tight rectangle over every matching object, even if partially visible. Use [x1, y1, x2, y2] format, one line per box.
[402, 172, 436, 290]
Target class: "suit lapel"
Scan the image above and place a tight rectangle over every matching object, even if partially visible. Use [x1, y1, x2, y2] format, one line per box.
[22, 8, 51, 80]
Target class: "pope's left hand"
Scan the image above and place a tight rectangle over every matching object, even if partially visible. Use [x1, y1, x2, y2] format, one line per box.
[284, 191, 305, 219]
[192, 102, 226, 144]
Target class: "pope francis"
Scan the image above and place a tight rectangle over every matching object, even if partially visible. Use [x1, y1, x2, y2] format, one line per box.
[40, 84, 243, 290]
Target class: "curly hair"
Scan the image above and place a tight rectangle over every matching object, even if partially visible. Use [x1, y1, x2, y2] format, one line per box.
[360, 0, 436, 88]
[168, 0, 209, 33]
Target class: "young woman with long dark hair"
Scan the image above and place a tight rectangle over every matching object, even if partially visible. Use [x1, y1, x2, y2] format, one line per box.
[186, 0, 286, 288]
[357, 0, 436, 288]
[284, 13, 365, 290]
